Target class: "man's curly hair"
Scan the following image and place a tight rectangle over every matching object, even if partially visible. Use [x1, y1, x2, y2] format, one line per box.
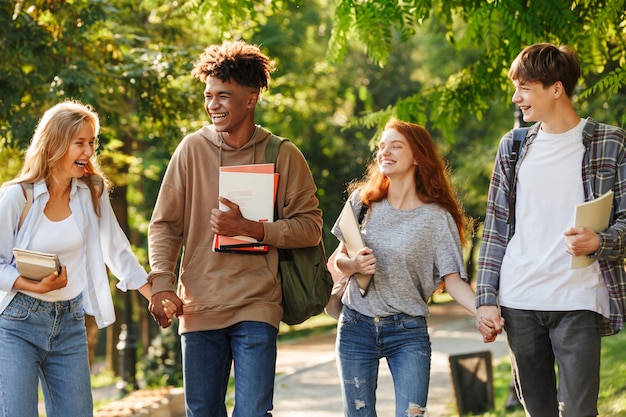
[191, 41, 275, 90]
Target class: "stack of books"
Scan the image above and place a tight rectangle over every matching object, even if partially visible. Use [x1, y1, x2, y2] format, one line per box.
[213, 163, 278, 254]
[13, 248, 61, 280]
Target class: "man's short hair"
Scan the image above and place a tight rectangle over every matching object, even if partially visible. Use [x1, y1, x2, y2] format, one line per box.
[508, 43, 580, 97]
[191, 40, 275, 91]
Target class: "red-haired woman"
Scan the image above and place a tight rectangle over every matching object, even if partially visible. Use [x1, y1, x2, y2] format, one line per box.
[330, 120, 494, 417]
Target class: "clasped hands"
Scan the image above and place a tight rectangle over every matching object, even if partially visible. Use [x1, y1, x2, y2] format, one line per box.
[149, 290, 184, 329]
[148, 198, 250, 329]
[474, 227, 601, 343]
[476, 305, 505, 343]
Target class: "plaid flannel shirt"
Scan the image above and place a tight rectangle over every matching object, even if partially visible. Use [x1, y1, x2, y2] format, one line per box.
[476, 118, 626, 336]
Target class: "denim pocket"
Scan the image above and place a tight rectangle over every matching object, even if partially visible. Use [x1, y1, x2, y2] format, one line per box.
[72, 305, 85, 322]
[0, 302, 31, 321]
[340, 312, 359, 326]
[340, 307, 361, 325]
[400, 316, 427, 331]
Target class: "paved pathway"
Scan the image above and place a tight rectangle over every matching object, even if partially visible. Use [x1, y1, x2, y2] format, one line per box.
[272, 302, 510, 416]
[36, 301, 509, 416]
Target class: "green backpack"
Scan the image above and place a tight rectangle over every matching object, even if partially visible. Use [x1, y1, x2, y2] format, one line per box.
[265, 135, 333, 325]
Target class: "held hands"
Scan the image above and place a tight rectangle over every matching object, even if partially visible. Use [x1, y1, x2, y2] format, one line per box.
[476, 305, 505, 343]
[149, 291, 184, 329]
[563, 226, 600, 257]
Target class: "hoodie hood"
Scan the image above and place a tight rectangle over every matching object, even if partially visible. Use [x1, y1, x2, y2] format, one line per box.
[197, 124, 273, 166]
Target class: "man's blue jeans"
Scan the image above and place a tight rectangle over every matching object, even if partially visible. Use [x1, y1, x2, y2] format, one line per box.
[501, 307, 602, 417]
[0, 292, 92, 417]
[336, 307, 431, 417]
[181, 321, 278, 417]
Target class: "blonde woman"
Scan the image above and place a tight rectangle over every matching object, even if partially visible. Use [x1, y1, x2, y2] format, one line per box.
[0, 101, 151, 417]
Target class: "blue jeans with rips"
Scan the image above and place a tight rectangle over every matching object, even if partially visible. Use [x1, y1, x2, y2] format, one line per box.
[181, 321, 278, 417]
[0, 292, 92, 417]
[501, 307, 602, 417]
[336, 307, 431, 417]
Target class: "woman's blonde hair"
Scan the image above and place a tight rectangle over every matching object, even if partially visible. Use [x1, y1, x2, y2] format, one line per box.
[5, 100, 107, 215]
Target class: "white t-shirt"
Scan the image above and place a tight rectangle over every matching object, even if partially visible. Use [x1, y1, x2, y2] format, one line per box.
[499, 119, 610, 317]
[22, 213, 85, 301]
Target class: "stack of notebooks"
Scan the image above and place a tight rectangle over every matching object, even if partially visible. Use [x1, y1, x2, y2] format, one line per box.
[213, 163, 278, 254]
[12, 248, 61, 280]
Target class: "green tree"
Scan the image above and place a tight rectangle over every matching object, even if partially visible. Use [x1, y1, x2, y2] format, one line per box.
[328, 0, 626, 136]
[0, 0, 210, 375]
[182, 0, 625, 135]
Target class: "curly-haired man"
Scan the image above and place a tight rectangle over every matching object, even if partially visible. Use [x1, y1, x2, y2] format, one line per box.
[148, 41, 323, 417]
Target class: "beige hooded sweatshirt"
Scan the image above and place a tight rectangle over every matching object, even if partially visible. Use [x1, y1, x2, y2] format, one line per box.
[148, 125, 323, 333]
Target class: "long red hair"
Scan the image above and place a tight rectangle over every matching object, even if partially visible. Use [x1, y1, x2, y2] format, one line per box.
[349, 120, 466, 245]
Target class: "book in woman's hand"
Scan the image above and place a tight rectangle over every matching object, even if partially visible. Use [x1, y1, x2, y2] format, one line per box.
[338, 200, 372, 295]
[12, 248, 61, 281]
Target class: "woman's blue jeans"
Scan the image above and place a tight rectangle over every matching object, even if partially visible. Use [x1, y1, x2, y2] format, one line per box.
[0, 292, 92, 417]
[336, 307, 431, 417]
[181, 321, 278, 417]
[501, 307, 602, 417]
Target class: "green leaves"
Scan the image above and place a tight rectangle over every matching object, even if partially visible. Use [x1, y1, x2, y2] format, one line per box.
[581, 67, 626, 98]
[328, 0, 626, 135]
[329, 0, 432, 66]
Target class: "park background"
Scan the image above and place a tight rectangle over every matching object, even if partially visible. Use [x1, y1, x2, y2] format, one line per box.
[1, 0, 625, 414]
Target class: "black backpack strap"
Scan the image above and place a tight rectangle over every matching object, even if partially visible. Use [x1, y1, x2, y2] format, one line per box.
[357, 204, 368, 225]
[507, 127, 528, 225]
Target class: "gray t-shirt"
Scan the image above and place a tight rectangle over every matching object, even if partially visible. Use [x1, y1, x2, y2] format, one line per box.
[331, 191, 467, 318]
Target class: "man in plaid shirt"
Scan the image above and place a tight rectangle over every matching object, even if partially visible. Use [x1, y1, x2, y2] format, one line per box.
[475, 43, 626, 417]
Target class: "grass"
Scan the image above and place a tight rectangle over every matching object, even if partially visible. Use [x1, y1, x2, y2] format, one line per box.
[457, 323, 626, 416]
[91, 367, 118, 389]
[277, 313, 338, 342]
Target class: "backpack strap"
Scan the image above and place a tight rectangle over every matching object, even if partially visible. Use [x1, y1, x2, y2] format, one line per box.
[506, 127, 529, 225]
[265, 135, 286, 165]
[18, 176, 104, 231]
[84, 174, 105, 198]
[265, 135, 287, 222]
[357, 204, 368, 225]
[18, 182, 34, 231]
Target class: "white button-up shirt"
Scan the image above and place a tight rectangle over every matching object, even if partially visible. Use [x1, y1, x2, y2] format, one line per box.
[0, 178, 148, 328]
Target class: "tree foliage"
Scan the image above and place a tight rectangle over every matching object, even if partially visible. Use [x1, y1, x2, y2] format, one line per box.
[327, 0, 626, 135]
